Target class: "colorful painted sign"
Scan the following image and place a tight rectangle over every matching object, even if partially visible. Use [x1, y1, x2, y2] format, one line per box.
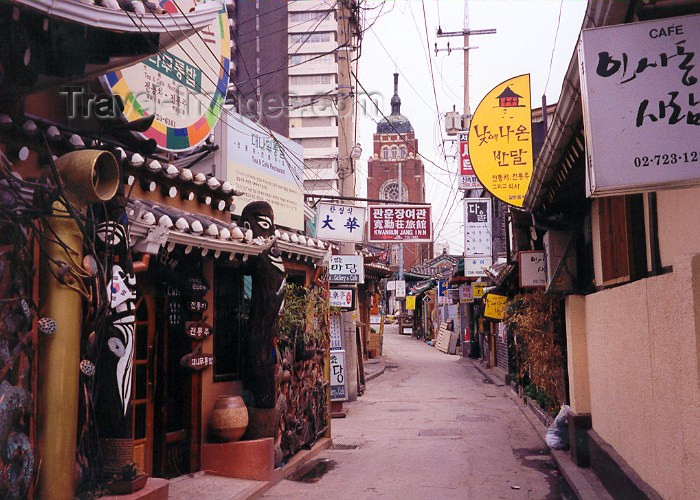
[316, 203, 366, 242]
[579, 14, 700, 197]
[367, 205, 432, 243]
[437, 280, 449, 304]
[469, 74, 534, 207]
[464, 197, 492, 256]
[225, 111, 305, 231]
[484, 294, 507, 320]
[329, 255, 365, 284]
[519, 250, 546, 288]
[101, 0, 230, 152]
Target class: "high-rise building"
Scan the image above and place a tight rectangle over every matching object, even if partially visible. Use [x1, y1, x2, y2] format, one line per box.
[367, 74, 433, 272]
[287, 0, 345, 196]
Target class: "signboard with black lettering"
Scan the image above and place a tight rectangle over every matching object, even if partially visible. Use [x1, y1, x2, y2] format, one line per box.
[330, 350, 348, 401]
[464, 198, 492, 256]
[519, 251, 546, 288]
[579, 14, 700, 197]
[329, 255, 365, 284]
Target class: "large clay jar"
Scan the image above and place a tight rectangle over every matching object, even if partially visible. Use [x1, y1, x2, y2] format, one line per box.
[210, 395, 248, 442]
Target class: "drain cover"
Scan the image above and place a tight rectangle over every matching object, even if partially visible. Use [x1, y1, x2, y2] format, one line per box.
[287, 458, 336, 483]
[419, 428, 461, 437]
[330, 443, 359, 450]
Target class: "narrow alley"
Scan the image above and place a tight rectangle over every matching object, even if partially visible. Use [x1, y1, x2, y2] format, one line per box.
[262, 324, 572, 500]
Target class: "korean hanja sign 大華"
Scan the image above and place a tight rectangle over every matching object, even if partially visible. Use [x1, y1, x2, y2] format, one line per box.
[315, 203, 366, 242]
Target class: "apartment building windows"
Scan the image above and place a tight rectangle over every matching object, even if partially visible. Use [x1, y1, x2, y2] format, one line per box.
[289, 74, 335, 86]
[289, 11, 334, 23]
[289, 32, 334, 44]
[289, 53, 335, 66]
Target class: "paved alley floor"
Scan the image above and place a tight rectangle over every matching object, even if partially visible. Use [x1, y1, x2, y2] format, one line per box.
[262, 324, 571, 500]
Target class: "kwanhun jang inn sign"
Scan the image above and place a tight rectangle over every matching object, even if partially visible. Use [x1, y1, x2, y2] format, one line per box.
[579, 14, 700, 197]
[367, 205, 432, 243]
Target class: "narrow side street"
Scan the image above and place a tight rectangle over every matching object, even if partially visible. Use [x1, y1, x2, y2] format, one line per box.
[263, 324, 571, 500]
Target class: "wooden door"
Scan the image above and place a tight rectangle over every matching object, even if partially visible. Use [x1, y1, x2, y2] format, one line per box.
[132, 294, 155, 475]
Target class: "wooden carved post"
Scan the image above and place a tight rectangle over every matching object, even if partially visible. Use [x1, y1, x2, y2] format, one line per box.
[240, 202, 285, 410]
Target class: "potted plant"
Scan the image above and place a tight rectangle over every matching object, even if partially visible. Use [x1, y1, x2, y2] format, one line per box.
[105, 462, 148, 494]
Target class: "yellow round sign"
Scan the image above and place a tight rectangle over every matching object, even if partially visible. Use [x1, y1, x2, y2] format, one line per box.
[468, 74, 534, 207]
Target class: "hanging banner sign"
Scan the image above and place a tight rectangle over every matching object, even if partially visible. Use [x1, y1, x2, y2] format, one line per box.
[464, 197, 492, 256]
[316, 203, 366, 242]
[330, 288, 355, 309]
[459, 283, 473, 303]
[484, 294, 507, 320]
[330, 314, 342, 351]
[579, 14, 700, 197]
[330, 350, 348, 401]
[469, 74, 534, 207]
[101, 0, 230, 152]
[519, 250, 546, 288]
[406, 296, 416, 310]
[472, 282, 487, 299]
[329, 255, 365, 284]
[459, 132, 482, 190]
[395, 280, 406, 298]
[367, 205, 432, 243]
[465, 257, 492, 278]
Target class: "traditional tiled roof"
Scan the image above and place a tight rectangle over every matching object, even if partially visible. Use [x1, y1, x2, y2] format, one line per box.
[127, 199, 329, 263]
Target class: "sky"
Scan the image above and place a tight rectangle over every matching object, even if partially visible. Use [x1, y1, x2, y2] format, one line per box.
[354, 0, 588, 256]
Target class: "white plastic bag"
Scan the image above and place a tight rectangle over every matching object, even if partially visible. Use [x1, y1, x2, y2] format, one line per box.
[545, 404, 570, 450]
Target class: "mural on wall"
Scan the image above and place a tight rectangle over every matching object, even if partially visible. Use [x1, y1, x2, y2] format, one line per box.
[240, 201, 286, 409]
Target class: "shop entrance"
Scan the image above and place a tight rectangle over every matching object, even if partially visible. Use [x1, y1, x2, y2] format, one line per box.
[132, 268, 200, 478]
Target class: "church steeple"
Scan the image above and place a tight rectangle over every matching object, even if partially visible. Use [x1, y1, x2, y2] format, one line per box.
[390, 72, 401, 115]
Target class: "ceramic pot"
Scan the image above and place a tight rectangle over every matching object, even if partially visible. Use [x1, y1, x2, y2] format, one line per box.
[210, 395, 248, 442]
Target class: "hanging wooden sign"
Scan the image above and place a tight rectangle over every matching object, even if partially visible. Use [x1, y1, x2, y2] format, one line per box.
[188, 299, 209, 313]
[185, 321, 214, 340]
[180, 349, 214, 371]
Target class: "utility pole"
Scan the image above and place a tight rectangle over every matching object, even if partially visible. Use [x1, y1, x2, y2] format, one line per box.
[337, 0, 360, 402]
[397, 161, 404, 281]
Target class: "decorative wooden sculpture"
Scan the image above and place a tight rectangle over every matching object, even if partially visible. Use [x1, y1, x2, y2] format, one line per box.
[240, 201, 285, 410]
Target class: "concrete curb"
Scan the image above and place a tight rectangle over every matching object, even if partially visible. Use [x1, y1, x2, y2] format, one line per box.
[468, 360, 612, 500]
[363, 358, 385, 382]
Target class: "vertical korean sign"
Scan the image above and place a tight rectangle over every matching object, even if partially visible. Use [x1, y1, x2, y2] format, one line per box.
[330, 350, 348, 401]
[368, 205, 432, 243]
[459, 132, 482, 190]
[464, 197, 492, 256]
[469, 74, 534, 207]
[101, 0, 230, 152]
[315, 203, 366, 242]
[579, 14, 700, 196]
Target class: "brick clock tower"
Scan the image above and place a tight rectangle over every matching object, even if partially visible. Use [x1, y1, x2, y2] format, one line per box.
[367, 74, 432, 273]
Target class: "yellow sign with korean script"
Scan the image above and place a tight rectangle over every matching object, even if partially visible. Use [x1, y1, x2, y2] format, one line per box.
[469, 74, 533, 207]
[484, 294, 507, 320]
[472, 282, 487, 299]
[406, 296, 416, 310]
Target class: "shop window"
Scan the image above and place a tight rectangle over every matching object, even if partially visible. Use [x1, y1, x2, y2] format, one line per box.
[213, 265, 248, 381]
[598, 194, 647, 286]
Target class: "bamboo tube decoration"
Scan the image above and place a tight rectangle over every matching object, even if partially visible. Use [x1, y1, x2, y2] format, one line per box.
[37, 150, 119, 500]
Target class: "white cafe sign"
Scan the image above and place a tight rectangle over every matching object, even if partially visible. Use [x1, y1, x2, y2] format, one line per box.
[579, 14, 700, 197]
[519, 251, 546, 288]
[464, 198, 492, 256]
[329, 255, 365, 284]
